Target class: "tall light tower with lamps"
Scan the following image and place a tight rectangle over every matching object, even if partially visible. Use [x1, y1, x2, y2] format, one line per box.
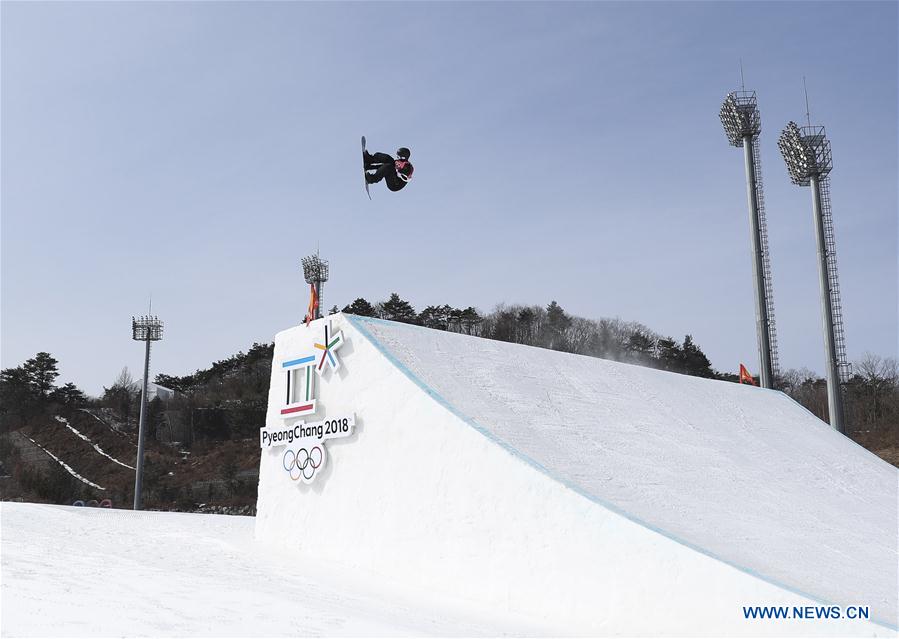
[131, 314, 163, 509]
[302, 252, 329, 321]
[720, 88, 781, 389]
[778, 112, 850, 434]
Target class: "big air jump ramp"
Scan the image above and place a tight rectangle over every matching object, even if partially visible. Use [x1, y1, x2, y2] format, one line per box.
[256, 314, 897, 636]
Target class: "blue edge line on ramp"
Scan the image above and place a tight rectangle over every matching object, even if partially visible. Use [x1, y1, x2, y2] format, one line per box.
[346, 314, 896, 631]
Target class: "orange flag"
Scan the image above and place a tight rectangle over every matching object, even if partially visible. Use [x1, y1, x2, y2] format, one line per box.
[304, 284, 318, 326]
[739, 364, 757, 386]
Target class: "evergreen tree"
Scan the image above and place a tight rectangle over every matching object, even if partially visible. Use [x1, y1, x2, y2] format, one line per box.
[0, 366, 36, 418]
[155, 373, 195, 394]
[543, 301, 571, 350]
[517, 307, 536, 344]
[418, 305, 450, 330]
[341, 298, 377, 317]
[447, 307, 463, 332]
[460, 307, 482, 335]
[627, 330, 656, 364]
[50, 382, 87, 407]
[657, 337, 683, 372]
[379, 293, 417, 324]
[23, 352, 59, 398]
[682, 335, 715, 378]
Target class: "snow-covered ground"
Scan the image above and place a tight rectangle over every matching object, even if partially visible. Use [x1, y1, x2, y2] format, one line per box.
[0, 502, 556, 637]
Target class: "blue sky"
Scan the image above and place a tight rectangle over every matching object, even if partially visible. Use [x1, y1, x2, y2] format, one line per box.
[2, 2, 896, 395]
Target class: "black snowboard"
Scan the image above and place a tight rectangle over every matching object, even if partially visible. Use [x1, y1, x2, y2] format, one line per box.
[361, 136, 371, 200]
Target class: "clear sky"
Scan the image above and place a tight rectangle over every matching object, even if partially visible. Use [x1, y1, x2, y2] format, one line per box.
[2, 1, 896, 396]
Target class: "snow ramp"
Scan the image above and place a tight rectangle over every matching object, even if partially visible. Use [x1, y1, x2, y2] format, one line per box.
[255, 314, 897, 636]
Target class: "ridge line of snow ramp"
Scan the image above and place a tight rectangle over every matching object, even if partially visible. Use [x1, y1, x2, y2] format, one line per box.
[255, 314, 897, 635]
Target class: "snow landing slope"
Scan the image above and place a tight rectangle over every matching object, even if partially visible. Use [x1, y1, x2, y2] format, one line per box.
[256, 314, 898, 636]
[1, 502, 542, 637]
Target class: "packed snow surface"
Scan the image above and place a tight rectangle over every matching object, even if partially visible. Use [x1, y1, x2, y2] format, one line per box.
[0, 502, 554, 637]
[348, 317, 898, 627]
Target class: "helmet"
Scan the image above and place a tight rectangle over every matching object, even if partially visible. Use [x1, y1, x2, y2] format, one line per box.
[396, 147, 411, 159]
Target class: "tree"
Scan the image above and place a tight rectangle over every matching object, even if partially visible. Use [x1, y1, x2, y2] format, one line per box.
[446, 307, 464, 333]
[657, 337, 683, 372]
[379, 293, 417, 324]
[460, 307, 482, 335]
[23, 352, 59, 398]
[853, 353, 899, 429]
[418, 305, 451, 330]
[542, 301, 571, 351]
[627, 330, 656, 365]
[586, 319, 622, 360]
[50, 382, 87, 407]
[681, 335, 715, 378]
[780, 368, 828, 421]
[155, 373, 195, 395]
[102, 367, 139, 423]
[0, 366, 36, 423]
[566, 318, 596, 355]
[341, 298, 377, 317]
[517, 307, 536, 344]
[488, 308, 517, 342]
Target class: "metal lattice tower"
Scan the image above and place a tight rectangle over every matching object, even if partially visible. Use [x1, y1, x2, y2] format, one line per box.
[301, 253, 329, 321]
[751, 137, 780, 381]
[719, 90, 781, 388]
[818, 177, 850, 384]
[778, 120, 849, 433]
[131, 314, 164, 510]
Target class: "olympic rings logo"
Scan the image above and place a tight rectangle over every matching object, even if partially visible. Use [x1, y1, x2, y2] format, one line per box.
[283, 446, 324, 481]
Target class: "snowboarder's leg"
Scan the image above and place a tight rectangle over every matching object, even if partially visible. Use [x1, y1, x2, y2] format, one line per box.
[385, 171, 407, 192]
[365, 166, 385, 184]
[366, 162, 397, 184]
[365, 151, 394, 169]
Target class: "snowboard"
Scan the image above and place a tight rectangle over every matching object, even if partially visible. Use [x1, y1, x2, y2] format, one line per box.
[361, 136, 371, 200]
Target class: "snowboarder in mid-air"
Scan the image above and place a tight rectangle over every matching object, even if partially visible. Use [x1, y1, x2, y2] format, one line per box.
[363, 143, 414, 192]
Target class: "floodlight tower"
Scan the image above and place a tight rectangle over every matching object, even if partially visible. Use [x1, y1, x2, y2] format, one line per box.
[131, 314, 163, 509]
[778, 120, 849, 433]
[302, 252, 329, 321]
[719, 90, 780, 389]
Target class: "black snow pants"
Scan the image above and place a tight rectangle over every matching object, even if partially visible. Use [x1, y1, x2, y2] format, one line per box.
[365, 152, 407, 192]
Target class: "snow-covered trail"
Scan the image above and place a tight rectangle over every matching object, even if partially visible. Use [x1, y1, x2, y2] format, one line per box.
[54, 415, 135, 469]
[21, 435, 107, 491]
[0, 502, 556, 637]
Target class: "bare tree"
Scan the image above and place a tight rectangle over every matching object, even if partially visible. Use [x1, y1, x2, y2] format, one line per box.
[854, 353, 899, 429]
[566, 318, 596, 355]
[102, 367, 140, 425]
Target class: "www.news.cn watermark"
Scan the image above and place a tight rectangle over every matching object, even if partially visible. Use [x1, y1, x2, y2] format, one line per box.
[743, 605, 870, 621]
